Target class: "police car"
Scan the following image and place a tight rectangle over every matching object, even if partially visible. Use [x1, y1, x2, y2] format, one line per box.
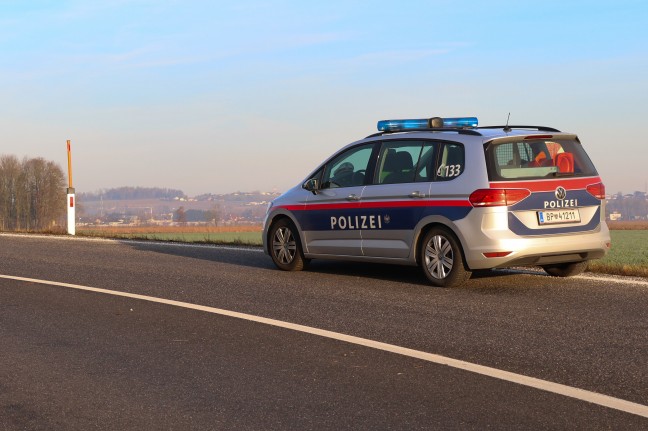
[263, 116, 611, 287]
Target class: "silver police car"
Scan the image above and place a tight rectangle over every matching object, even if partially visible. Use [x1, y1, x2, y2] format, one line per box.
[263, 116, 611, 287]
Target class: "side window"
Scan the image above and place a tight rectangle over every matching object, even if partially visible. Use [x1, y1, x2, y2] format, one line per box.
[435, 143, 464, 180]
[376, 141, 424, 185]
[322, 143, 374, 189]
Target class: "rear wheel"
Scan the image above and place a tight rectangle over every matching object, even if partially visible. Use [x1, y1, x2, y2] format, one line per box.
[269, 218, 307, 271]
[420, 227, 471, 287]
[542, 261, 588, 277]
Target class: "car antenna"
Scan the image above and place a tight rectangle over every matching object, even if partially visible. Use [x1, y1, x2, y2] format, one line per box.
[503, 112, 512, 132]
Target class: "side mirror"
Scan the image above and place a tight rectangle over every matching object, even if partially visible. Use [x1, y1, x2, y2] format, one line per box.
[303, 178, 319, 194]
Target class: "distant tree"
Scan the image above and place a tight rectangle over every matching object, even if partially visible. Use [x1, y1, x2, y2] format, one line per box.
[204, 205, 220, 226]
[0, 155, 22, 230]
[183, 209, 204, 222]
[0, 155, 66, 231]
[23, 158, 66, 230]
[174, 206, 187, 225]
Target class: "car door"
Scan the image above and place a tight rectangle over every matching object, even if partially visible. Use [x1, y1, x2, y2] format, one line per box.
[300, 142, 376, 256]
[360, 140, 435, 258]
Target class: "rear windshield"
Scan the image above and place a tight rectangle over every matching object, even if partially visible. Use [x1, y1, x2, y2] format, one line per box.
[485, 138, 598, 181]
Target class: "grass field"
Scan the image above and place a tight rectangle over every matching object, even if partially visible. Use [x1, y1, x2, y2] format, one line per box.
[76, 223, 648, 278]
[587, 230, 648, 278]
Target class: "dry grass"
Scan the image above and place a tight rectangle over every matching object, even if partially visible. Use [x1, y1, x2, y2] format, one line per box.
[587, 261, 648, 278]
[75, 225, 264, 246]
[78, 225, 262, 234]
[608, 220, 648, 230]
[1, 226, 68, 235]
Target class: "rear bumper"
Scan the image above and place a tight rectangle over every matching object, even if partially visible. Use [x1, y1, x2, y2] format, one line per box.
[456, 207, 611, 270]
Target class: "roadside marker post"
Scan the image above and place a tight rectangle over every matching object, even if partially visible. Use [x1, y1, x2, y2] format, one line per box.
[66, 140, 75, 235]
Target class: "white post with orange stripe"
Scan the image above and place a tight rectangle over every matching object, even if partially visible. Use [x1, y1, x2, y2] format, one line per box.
[66, 140, 75, 235]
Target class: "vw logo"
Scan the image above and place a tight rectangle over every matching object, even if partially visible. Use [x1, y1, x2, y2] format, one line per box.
[555, 186, 567, 200]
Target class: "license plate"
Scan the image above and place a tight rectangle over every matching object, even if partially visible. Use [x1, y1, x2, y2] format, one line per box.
[537, 209, 581, 225]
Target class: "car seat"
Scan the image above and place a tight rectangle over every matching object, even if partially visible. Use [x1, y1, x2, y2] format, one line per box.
[382, 151, 414, 184]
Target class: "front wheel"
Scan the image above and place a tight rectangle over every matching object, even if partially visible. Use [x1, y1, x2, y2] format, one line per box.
[542, 261, 588, 277]
[420, 227, 471, 287]
[269, 219, 307, 271]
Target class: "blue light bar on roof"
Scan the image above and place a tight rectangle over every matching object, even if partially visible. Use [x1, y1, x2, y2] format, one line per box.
[377, 118, 429, 131]
[441, 117, 478, 128]
[377, 116, 478, 132]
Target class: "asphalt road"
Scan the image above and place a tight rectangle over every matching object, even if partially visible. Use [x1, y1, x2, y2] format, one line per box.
[0, 234, 647, 430]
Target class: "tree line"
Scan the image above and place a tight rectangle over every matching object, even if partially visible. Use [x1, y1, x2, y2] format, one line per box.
[607, 191, 648, 220]
[0, 155, 67, 231]
[173, 206, 220, 225]
[79, 187, 185, 201]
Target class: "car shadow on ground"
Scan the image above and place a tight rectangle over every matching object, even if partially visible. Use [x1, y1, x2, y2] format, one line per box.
[121, 241, 276, 268]
[306, 262, 550, 288]
[121, 240, 550, 288]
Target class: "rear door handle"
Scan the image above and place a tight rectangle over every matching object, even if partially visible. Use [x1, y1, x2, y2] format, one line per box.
[409, 191, 426, 198]
[346, 194, 361, 201]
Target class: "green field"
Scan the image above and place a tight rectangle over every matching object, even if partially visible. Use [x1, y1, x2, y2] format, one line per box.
[588, 230, 648, 277]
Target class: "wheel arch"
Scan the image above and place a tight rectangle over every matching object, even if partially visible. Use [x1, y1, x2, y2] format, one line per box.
[264, 210, 307, 255]
[412, 217, 470, 269]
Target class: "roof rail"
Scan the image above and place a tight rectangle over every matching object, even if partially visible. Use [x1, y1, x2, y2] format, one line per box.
[478, 125, 561, 133]
[365, 128, 483, 139]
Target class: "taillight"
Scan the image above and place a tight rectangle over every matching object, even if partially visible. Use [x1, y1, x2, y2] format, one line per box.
[483, 251, 513, 258]
[586, 182, 606, 200]
[469, 189, 531, 207]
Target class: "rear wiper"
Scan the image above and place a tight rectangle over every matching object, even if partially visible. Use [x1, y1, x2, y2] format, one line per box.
[551, 171, 574, 177]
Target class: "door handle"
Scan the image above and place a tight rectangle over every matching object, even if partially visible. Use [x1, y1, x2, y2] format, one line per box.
[409, 191, 426, 198]
[346, 194, 361, 201]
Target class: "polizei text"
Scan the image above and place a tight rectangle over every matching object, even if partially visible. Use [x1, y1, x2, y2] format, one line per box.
[330, 215, 383, 230]
[543, 199, 578, 209]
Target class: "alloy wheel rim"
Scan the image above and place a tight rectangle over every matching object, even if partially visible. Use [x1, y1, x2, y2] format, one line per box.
[273, 227, 296, 264]
[425, 235, 454, 279]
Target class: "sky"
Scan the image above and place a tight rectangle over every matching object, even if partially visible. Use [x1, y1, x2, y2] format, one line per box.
[1, 0, 647, 195]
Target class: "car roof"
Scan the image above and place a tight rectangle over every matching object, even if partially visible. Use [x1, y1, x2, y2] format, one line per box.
[363, 126, 576, 144]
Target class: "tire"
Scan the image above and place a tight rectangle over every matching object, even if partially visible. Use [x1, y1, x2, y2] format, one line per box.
[420, 227, 471, 287]
[542, 261, 588, 277]
[269, 218, 307, 271]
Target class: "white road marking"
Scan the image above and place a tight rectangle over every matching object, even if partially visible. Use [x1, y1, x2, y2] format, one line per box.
[578, 274, 648, 287]
[2, 273, 647, 419]
[499, 267, 648, 287]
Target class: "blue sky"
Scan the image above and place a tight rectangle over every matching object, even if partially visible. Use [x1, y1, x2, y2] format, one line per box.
[1, 0, 647, 195]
